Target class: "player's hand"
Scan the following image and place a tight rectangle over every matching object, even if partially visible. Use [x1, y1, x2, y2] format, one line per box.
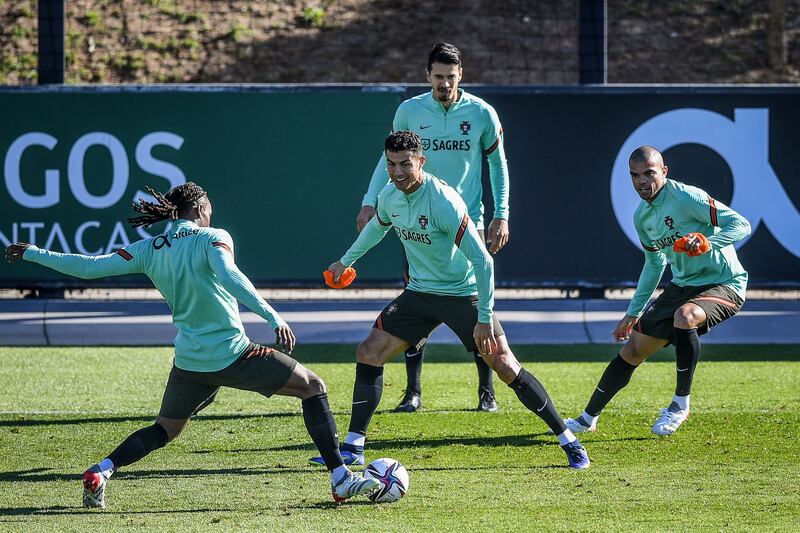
[473, 321, 498, 355]
[673, 232, 711, 256]
[5, 243, 30, 263]
[485, 218, 509, 254]
[613, 315, 638, 342]
[326, 261, 348, 284]
[356, 205, 377, 232]
[274, 324, 296, 354]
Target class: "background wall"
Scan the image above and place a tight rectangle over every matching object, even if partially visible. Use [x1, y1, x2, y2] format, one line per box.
[2, 85, 798, 288]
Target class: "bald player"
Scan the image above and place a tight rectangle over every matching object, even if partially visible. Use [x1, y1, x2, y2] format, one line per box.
[564, 146, 751, 437]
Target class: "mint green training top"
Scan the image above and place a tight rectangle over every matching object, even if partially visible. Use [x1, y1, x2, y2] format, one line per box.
[343, 172, 495, 322]
[627, 179, 751, 317]
[362, 89, 509, 229]
[23, 219, 286, 372]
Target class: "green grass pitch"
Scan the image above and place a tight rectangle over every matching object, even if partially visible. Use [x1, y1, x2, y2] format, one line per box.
[1, 345, 798, 531]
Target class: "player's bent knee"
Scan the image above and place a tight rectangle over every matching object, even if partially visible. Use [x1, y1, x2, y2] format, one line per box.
[305, 371, 327, 396]
[356, 340, 383, 366]
[673, 304, 705, 329]
[156, 418, 189, 442]
[619, 343, 647, 366]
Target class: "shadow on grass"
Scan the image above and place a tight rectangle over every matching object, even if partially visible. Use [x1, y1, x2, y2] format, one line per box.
[0, 505, 233, 517]
[0, 412, 300, 427]
[291, 344, 800, 363]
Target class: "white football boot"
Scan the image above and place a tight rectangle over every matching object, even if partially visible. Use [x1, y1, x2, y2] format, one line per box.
[651, 402, 690, 436]
[331, 469, 380, 502]
[82, 468, 109, 509]
[564, 415, 597, 433]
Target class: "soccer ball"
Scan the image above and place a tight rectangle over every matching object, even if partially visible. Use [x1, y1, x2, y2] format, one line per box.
[364, 457, 409, 503]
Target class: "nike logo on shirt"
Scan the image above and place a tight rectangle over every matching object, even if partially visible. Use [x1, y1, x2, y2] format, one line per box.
[420, 125, 431, 129]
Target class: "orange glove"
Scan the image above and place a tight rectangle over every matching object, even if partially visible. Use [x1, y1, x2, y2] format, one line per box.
[673, 232, 711, 257]
[323, 267, 357, 289]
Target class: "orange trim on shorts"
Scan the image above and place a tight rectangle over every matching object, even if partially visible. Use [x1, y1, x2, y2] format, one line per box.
[691, 295, 738, 309]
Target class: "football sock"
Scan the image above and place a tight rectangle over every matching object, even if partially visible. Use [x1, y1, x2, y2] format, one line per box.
[302, 393, 344, 471]
[107, 423, 169, 469]
[344, 432, 365, 448]
[473, 351, 495, 395]
[672, 394, 690, 411]
[674, 327, 700, 396]
[580, 411, 599, 427]
[331, 465, 349, 485]
[585, 354, 637, 417]
[508, 368, 567, 435]
[556, 429, 577, 446]
[348, 362, 384, 436]
[98, 458, 115, 479]
[404, 346, 424, 395]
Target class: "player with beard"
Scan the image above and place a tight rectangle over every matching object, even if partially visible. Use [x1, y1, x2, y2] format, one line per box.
[357, 42, 511, 414]
[311, 131, 589, 470]
[563, 146, 750, 436]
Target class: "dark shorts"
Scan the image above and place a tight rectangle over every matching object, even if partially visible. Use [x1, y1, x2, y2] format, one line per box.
[636, 283, 744, 343]
[158, 343, 298, 419]
[374, 289, 504, 353]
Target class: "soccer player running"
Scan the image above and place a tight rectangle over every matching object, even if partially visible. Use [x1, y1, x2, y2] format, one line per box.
[564, 146, 751, 436]
[4, 182, 379, 508]
[356, 42, 510, 414]
[312, 131, 589, 469]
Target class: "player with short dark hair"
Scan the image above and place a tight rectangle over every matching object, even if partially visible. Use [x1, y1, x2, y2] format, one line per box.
[312, 131, 589, 469]
[564, 146, 751, 436]
[357, 42, 511, 414]
[5, 182, 379, 508]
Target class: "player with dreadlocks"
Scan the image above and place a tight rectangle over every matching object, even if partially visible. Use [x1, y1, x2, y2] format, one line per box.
[5, 182, 380, 508]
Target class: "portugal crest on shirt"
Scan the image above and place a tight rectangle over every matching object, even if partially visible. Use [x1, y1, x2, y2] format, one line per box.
[664, 216, 675, 230]
[419, 215, 429, 229]
[460, 121, 471, 135]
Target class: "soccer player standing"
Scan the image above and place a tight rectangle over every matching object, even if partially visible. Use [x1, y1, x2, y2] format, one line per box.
[5, 183, 379, 508]
[312, 131, 589, 469]
[356, 42, 511, 413]
[564, 146, 751, 436]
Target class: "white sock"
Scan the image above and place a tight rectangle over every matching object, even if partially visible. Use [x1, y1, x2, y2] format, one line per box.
[672, 394, 690, 411]
[581, 411, 599, 427]
[331, 465, 349, 484]
[99, 458, 115, 479]
[556, 429, 577, 446]
[344, 432, 365, 447]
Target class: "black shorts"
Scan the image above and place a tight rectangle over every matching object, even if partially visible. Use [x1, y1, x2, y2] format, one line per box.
[158, 343, 298, 419]
[636, 283, 744, 343]
[374, 289, 504, 353]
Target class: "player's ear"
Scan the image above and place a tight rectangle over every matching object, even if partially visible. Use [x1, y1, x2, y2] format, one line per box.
[425, 69, 432, 83]
[663, 164, 669, 177]
[419, 154, 426, 167]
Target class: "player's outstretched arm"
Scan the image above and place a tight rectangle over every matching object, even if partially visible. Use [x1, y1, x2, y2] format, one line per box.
[6, 242, 141, 279]
[340, 210, 392, 267]
[625, 248, 667, 320]
[207, 240, 294, 352]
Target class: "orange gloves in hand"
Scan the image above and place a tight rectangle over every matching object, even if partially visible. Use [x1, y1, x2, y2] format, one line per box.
[323, 267, 357, 289]
[673, 232, 711, 257]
